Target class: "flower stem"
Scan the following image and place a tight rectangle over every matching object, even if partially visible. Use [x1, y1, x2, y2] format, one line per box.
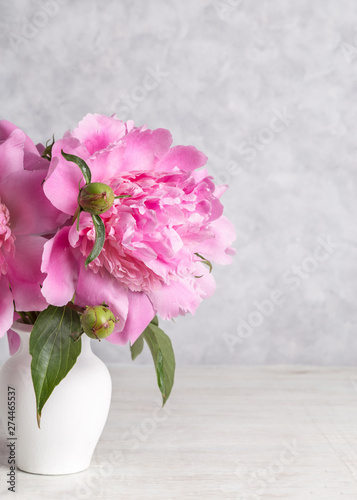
[15, 310, 38, 325]
[15, 311, 31, 324]
[66, 302, 85, 314]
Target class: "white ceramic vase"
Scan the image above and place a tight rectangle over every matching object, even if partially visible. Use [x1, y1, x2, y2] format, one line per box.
[0, 320, 112, 475]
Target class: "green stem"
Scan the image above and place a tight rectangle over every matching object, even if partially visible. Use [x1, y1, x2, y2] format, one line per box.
[66, 302, 85, 314]
[15, 311, 32, 325]
[27, 311, 39, 324]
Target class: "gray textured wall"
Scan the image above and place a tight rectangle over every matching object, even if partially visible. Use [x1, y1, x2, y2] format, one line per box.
[0, 0, 356, 366]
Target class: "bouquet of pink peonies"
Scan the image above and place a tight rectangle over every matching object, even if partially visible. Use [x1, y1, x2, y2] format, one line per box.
[0, 114, 235, 424]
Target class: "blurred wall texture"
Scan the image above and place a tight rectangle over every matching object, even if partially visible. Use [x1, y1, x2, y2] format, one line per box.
[0, 0, 355, 365]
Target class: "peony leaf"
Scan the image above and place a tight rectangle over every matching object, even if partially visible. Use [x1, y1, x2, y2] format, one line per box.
[72, 206, 83, 231]
[150, 316, 159, 326]
[29, 305, 82, 428]
[85, 214, 106, 268]
[141, 318, 175, 405]
[130, 317, 158, 361]
[130, 335, 144, 360]
[61, 150, 92, 185]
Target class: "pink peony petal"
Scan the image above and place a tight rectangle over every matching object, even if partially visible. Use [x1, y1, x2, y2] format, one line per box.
[0, 120, 18, 141]
[41, 227, 79, 306]
[70, 113, 127, 155]
[7, 329, 21, 355]
[196, 216, 236, 265]
[106, 290, 155, 345]
[0, 120, 49, 173]
[148, 279, 202, 320]
[213, 184, 228, 198]
[6, 235, 49, 312]
[23, 150, 49, 171]
[0, 128, 25, 181]
[44, 137, 89, 215]
[0, 120, 39, 156]
[157, 145, 208, 172]
[0, 169, 67, 236]
[87, 146, 126, 183]
[7, 312, 21, 355]
[0, 277, 14, 338]
[36, 143, 45, 155]
[120, 128, 173, 172]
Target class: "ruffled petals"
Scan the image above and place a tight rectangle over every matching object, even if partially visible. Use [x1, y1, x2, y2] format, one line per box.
[70, 113, 127, 155]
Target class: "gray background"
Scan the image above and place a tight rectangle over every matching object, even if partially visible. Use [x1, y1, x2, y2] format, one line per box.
[0, 0, 356, 366]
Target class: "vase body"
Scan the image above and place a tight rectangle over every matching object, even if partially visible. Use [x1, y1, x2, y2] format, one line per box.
[0, 320, 112, 475]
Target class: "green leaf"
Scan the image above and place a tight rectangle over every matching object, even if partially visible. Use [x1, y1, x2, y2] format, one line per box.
[150, 315, 159, 326]
[61, 150, 92, 184]
[130, 317, 159, 360]
[29, 305, 82, 428]
[41, 135, 55, 161]
[130, 335, 144, 360]
[85, 214, 106, 268]
[142, 320, 175, 405]
[72, 206, 83, 231]
[194, 252, 213, 273]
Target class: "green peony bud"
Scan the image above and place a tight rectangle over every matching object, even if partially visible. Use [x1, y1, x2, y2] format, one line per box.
[81, 306, 117, 340]
[78, 182, 115, 215]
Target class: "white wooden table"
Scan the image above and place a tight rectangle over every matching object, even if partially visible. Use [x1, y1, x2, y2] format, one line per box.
[1, 366, 357, 499]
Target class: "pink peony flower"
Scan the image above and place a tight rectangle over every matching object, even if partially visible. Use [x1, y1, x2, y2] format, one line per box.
[42, 114, 235, 345]
[0, 121, 66, 352]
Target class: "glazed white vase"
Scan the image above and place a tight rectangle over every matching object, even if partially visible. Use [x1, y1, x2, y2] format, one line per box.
[0, 320, 112, 475]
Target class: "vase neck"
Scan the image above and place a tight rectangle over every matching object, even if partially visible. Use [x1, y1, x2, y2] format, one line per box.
[80, 334, 92, 354]
[10, 322, 32, 355]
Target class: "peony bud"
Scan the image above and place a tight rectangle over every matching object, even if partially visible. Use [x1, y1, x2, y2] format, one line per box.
[78, 182, 114, 215]
[81, 306, 116, 340]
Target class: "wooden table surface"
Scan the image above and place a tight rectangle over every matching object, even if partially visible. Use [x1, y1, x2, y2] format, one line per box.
[1, 365, 357, 499]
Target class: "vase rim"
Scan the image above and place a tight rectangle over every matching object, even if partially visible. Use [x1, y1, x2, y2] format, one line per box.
[11, 319, 33, 334]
